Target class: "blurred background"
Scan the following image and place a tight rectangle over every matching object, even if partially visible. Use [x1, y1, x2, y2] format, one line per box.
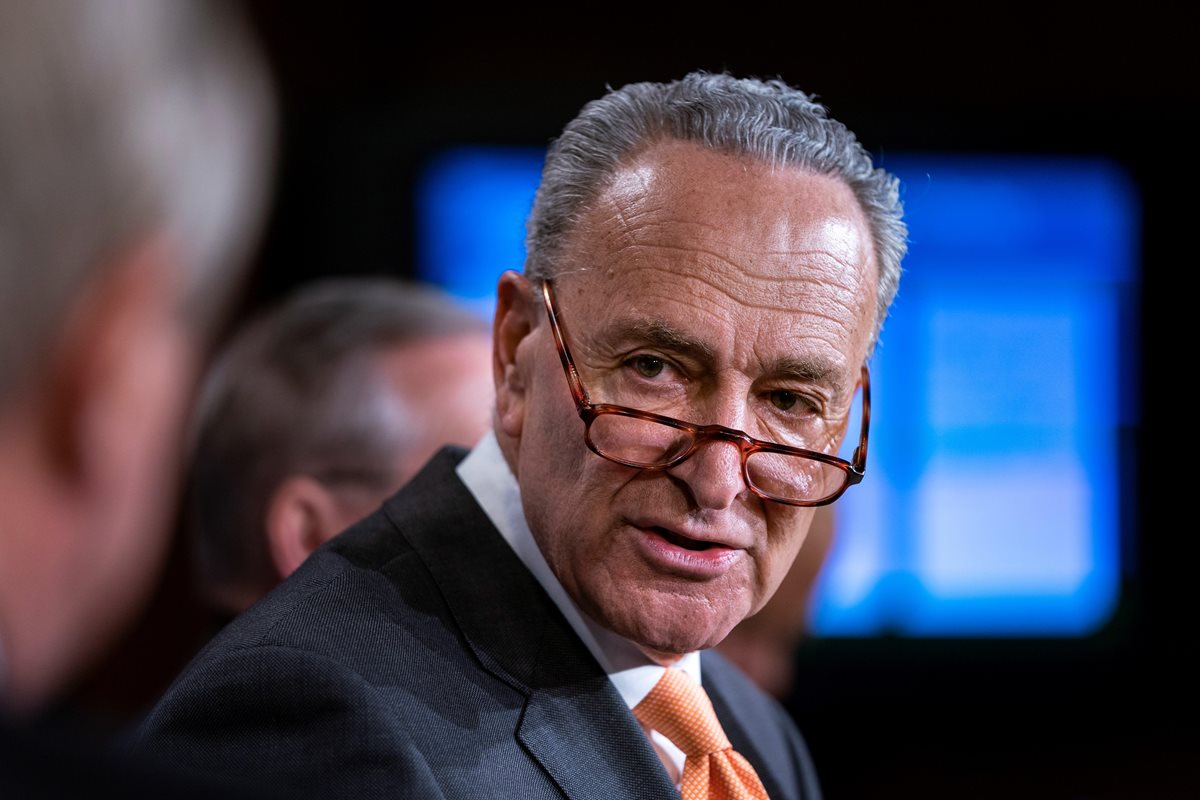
[72, 7, 1196, 797]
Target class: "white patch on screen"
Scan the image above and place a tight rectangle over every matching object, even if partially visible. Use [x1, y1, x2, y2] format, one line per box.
[916, 450, 1091, 597]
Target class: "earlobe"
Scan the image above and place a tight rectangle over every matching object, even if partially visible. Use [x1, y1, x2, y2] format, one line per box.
[493, 271, 536, 438]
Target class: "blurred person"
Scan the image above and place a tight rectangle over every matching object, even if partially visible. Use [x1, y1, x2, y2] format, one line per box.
[188, 279, 493, 617]
[0, 0, 272, 791]
[142, 73, 904, 799]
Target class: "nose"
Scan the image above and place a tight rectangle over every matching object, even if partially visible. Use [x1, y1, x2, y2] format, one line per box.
[667, 435, 748, 511]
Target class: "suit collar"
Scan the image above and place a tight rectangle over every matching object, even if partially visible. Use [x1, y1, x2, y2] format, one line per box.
[384, 448, 677, 800]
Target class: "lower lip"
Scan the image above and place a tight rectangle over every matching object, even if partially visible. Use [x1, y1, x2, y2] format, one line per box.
[634, 527, 743, 579]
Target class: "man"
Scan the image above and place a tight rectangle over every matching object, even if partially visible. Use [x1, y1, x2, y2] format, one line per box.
[0, 0, 272, 791]
[188, 279, 493, 615]
[142, 73, 905, 799]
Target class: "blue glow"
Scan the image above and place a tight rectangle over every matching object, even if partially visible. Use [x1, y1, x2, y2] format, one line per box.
[415, 148, 1138, 638]
[416, 147, 545, 315]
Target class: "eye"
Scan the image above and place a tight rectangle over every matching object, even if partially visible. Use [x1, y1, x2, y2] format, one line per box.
[629, 355, 665, 379]
[768, 389, 820, 414]
[769, 390, 800, 411]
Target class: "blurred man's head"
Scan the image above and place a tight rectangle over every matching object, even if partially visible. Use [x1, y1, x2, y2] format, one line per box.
[494, 74, 904, 662]
[188, 279, 493, 614]
[0, 0, 273, 712]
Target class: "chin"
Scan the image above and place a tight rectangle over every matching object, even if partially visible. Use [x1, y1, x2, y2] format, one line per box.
[606, 593, 748, 658]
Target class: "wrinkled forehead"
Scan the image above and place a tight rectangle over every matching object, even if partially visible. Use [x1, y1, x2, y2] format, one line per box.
[600, 142, 870, 256]
[553, 140, 878, 373]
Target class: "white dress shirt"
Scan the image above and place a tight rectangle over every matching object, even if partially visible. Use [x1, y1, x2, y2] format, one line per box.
[458, 432, 699, 782]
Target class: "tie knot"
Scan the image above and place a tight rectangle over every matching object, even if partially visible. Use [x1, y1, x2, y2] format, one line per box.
[633, 668, 730, 758]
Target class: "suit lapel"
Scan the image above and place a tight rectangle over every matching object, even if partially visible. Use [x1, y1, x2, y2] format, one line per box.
[517, 620, 678, 800]
[384, 448, 546, 691]
[384, 449, 676, 800]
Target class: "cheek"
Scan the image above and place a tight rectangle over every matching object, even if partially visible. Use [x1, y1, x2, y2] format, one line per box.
[524, 437, 640, 593]
[760, 508, 817, 590]
[517, 364, 596, 549]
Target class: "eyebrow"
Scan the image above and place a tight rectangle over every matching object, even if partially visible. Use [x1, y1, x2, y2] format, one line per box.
[769, 358, 847, 397]
[598, 318, 718, 366]
[596, 318, 848, 394]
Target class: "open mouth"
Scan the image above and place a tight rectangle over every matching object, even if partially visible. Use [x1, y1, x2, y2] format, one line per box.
[651, 526, 719, 552]
[634, 522, 742, 577]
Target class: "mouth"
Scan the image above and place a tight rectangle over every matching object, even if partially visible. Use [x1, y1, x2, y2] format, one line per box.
[631, 522, 744, 579]
[649, 526, 723, 551]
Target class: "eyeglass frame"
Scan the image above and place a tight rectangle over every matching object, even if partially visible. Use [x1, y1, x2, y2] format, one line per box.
[538, 278, 871, 507]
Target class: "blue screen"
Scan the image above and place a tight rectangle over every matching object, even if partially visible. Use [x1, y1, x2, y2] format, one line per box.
[416, 147, 1139, 637]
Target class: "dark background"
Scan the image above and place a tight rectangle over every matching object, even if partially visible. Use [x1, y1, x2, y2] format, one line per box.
[82, 7, 1198, 798]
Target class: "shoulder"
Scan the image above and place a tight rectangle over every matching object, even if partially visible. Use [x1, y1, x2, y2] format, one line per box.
[139, 641, 445, 797]
[148, 449, 495, 706]
[139, 521, 467, 796]
[139, 449, 537, 795]
[198, 447, 475, 667]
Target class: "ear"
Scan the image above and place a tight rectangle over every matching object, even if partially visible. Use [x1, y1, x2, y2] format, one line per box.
[39, 235, 188, 488]
[264, 475, 345, 579]
[492, 271, 537, 439]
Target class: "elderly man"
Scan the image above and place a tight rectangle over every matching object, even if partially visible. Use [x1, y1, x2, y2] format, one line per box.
[142, 73, 905, 800]
[0, 0, 272, 791]
[188, 279, 493, 616]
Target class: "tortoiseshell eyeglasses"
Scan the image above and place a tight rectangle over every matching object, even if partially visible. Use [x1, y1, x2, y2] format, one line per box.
[540, 279, 870, 507]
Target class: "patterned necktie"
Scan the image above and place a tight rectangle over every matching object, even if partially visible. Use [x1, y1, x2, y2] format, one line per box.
[633, 668, 771, 800]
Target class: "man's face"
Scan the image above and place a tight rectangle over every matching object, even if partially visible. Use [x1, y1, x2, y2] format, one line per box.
[497, 139, 877, 660]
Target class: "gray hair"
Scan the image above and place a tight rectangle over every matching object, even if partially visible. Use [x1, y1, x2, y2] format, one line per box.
[0, 0, 274, 399]
[188, 279, 489, 598]
[525, 72, 906, 347]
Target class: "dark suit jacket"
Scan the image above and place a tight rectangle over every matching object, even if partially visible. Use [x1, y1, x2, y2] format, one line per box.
[140, 448, 821, 799]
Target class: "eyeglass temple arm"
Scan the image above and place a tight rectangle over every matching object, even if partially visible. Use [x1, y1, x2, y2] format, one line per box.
[541, 280, 591, 407]
[851, 364, 870, 473]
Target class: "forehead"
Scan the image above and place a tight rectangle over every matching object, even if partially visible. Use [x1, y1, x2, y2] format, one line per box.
[557, 139, 878, 374]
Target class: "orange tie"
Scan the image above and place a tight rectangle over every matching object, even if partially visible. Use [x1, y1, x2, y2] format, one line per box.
[633, 668, 770, 800]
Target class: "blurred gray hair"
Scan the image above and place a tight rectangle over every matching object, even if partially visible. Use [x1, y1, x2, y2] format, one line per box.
[188, 279, 489, 599]
[525, 72, 906, 347]
[0, 0, 274, 399]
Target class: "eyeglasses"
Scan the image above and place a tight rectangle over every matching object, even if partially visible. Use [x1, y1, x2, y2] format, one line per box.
[540, 279, 870, 507]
